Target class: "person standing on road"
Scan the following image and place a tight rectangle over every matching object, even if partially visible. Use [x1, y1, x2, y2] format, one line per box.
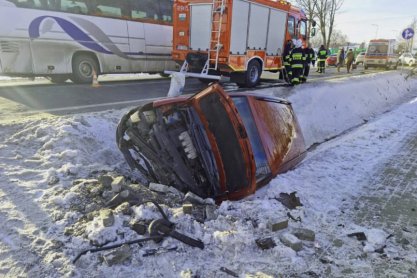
[301, 43, 316, 83]
[336, 47, 345, 72]
[281, 40, 294, 83]
[345, 48, 354, 73]
[317, 45, 328, 73]
[289, 39, 305, 85]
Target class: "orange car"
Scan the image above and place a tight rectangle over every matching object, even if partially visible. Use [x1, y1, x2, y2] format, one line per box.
[117, 84, 306, 202]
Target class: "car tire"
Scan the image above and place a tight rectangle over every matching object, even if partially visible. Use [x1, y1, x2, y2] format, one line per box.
[364, 64, 368, 70]
[243, 60, 261, 88]
[71, 54, 99, 84]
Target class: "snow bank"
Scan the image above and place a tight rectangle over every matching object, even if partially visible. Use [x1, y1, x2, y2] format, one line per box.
[284, 72, 417, 148]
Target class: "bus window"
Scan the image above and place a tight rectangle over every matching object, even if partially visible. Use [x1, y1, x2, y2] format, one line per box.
[14, 0, 36, 8]
[60, 0, 87, 14]
[130, 0, 160, 21]
[159, 0, 173, 22]
[287, 16, 295, 38]
[95, 2, 121, 17]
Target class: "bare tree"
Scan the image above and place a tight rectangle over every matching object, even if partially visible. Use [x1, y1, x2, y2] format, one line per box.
[313, 0, 344, 48]
[328, 29, 348, 48]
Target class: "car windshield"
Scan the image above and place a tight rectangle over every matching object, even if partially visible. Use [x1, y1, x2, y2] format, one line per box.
[232, 96, 271, 182]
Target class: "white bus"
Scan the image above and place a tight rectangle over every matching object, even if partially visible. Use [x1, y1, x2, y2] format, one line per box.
[0, 0, 177, 83]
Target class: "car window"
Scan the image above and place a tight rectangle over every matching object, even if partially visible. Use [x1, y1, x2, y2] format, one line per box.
[249, 97, 296, 174]
[232, 97, 271, 181]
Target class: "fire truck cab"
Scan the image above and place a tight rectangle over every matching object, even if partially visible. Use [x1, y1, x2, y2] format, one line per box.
[169, 0, 310, 87]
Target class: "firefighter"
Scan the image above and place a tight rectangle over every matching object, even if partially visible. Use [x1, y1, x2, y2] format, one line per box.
[317, 45, 328, 73]
[281, 40, 294, 83]
[301, 42, 315, 83]
[289, 39, 305, 85]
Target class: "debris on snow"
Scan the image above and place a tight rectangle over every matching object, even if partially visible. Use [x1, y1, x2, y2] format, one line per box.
[276, 192, 303, 209]
[280, 232, 303, 251]
[255, 237, 277, 250]
[292, 228, 316, 242]
[102, 244, 132, 266]
[268, 218, 288, 232]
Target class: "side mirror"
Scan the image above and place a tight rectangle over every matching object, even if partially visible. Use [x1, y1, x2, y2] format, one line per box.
[312, 20, 317, 27]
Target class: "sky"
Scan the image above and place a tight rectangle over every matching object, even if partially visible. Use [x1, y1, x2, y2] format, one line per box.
[335, 0, 416, 45]
[1, 71, 417, 276]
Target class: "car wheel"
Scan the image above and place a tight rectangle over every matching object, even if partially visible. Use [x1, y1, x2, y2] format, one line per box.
[243, 60, 261, 88]
[48, 75, 69, 84]
[409, 61, 414, 67]
[71, 54, 99, 84]
[364, 64, 368, 70]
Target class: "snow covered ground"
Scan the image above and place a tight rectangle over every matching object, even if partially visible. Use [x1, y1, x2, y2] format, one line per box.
[1, 71, 417, 277]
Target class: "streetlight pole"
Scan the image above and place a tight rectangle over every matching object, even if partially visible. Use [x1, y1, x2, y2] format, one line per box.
[372, 24, 379, 38]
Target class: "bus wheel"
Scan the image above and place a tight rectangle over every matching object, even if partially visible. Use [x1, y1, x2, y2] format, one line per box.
[244, 60, 261, 87]
[71, 54, 99, 84]
[49, 75, 69, 84]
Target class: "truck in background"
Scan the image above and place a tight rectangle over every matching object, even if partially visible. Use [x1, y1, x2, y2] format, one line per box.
[364, 39, 398, 70]
[169, 0, 311, 87]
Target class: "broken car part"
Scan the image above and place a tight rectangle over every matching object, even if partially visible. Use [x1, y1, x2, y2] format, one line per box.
[72, 235, 163, 264]
[148, 218, 204, 249]
[117, 84, 306, 202]
[72, 200, 204, 263]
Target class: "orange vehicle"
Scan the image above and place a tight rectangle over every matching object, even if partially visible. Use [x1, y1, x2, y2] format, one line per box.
[117, 84, 306, 202]
[168, 0, 311, 87]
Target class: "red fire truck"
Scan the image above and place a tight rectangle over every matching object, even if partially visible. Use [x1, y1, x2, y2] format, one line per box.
[168, 0, 311, 87]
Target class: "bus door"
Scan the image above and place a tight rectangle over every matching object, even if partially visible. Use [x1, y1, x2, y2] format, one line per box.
[129, 0, 173, 72]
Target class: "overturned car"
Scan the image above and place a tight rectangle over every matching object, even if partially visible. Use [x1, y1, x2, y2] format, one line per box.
[116, 84, 306, 202]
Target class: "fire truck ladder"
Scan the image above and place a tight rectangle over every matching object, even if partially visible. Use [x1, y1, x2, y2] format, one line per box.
[202, 0, 225, 75]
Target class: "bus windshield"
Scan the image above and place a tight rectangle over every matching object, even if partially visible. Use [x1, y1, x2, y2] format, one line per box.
[367, 44, 388, 55]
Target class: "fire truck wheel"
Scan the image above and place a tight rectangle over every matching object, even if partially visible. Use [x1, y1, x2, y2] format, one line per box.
[71, 54, 99, 84]
[244, 60, 262, 87]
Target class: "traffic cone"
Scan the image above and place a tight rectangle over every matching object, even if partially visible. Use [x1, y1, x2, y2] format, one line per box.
[91, 68, 100, 88]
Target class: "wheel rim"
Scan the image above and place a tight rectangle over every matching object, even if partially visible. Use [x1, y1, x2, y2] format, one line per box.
[249, 64, 259, 83]
[79, 61, 93, 78]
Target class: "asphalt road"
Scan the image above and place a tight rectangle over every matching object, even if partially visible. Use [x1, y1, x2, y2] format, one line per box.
[0, 65, 391, 116]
